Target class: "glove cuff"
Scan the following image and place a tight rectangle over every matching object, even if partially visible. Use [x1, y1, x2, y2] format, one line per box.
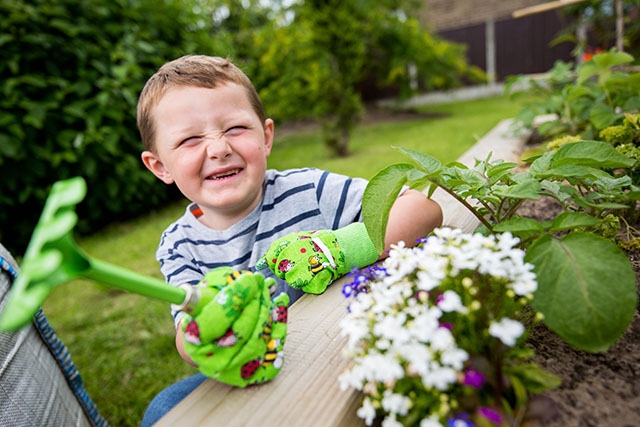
[333, 222, 379, 272]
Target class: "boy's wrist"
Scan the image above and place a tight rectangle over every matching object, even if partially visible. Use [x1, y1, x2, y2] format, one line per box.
[333, 222, 379, 272]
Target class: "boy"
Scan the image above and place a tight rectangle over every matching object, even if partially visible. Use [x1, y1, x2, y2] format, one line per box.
[138, 55, 442, 424]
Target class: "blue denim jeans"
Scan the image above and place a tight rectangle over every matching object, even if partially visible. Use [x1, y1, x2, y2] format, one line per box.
[141, 373, 208, 426]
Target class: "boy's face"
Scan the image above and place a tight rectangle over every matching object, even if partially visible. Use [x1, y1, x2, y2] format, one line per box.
[141, 83, 274, 228]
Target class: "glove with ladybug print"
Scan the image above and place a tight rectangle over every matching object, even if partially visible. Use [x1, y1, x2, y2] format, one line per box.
[256, 222, 379, 294]
[180, 267, 290, 388]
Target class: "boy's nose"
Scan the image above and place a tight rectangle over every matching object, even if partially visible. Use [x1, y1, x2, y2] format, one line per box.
[205, 135, 233, 159]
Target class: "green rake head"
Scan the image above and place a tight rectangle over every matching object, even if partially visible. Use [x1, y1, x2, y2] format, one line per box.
[0, 177, 192, 331]
[0, 177, 89, 330]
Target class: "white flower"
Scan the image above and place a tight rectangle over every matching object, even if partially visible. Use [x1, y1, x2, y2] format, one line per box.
[381, 390, 411, 416]
[374, 311, 408, 342]
[357, 397, 377, 426]
[429, 327, 454, 351]
[381, 413, 404, 427]
[440, 347, 468, 370]
[510, 269, 538, 295]
[422, 364, 457, 390]
[437, 290, 468, 313]
[407, 308, 441, 342]
[489, 317, 525, 346]
[339, 316, 370, 350]
[338, 365, 364, 391]
[420, 415, 444, 427]
[395, 342, 433, 376]
[361, 352, 405, 383]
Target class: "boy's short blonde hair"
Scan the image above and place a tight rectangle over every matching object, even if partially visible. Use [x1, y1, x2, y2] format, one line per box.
[137, 55, 266, 152]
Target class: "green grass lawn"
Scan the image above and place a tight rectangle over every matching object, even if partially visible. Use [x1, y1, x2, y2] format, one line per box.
[39, 94, 529, 426]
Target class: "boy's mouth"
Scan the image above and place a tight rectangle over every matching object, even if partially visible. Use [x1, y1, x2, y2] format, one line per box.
[206, 168, 241, 181]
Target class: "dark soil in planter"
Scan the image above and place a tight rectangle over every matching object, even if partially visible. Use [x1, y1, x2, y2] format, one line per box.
[516, 174, 640, 427]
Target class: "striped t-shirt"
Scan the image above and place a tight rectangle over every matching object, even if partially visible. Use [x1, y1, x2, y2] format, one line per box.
[156, 168, 368, 324]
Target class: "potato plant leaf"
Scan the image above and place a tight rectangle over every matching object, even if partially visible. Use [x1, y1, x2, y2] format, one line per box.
[526, 232, 637, 353]
[362, 163, 414, 254]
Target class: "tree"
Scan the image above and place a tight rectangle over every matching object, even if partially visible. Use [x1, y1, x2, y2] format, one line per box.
[249, 0, 484, 157]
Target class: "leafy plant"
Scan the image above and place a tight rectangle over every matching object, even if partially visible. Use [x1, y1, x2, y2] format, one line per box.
[506, 49, 640, 141]
[362, 141, 638, 353]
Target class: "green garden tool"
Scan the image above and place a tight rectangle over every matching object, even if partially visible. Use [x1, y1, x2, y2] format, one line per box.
[0, 177, 202, 331]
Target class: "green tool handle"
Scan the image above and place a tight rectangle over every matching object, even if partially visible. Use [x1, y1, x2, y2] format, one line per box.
[84, 258, 187, 305]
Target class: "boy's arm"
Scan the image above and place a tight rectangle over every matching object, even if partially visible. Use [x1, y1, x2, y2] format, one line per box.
[382, 189, 442, 257]
[259, 189, 442, 293]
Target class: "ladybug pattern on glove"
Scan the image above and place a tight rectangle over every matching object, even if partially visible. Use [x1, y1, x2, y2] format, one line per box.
[241, 359, 261, 379]
[278, 259, 295, 273]
[272, 305, 288, 323]
[215, 328, 238, 347]
[184, 320, 201, 346]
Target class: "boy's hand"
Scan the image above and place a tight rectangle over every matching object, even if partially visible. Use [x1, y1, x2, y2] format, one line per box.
[180, 267, 289, 387]
[256, 222, 379, 294]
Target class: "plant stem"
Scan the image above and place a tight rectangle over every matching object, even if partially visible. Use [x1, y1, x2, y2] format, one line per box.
[437, 184, 495, 231]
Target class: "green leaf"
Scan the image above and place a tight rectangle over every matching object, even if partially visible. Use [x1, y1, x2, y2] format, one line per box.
[362, 163, 415, 254]
[592, 50, 634, 69]
[492, 178, 542, 199]
[397, 146, 442, 175]
[537, 164, 611, 181]
[520, 147, 545, 163]
[505, 363, 561, 394]
[589, 103, 618, 130]
[549, 212, 599, 231]
[526, 233, 637, 352]
[0, 133, 20, 158]
[551, 141, 634, 169]
[486, 161, 518, 183]
[529, 152, 553, 176]
[493, 216, 545, 233]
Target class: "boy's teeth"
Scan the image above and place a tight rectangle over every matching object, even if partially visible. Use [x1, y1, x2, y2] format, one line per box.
[210, 169, 239, 179]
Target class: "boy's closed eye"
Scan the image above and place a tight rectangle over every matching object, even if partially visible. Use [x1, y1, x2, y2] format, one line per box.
[224, 125, 248, 137]
[178, 135, 205, 147]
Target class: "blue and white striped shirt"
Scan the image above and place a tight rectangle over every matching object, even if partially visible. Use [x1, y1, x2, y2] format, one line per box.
[156, 168, 368, 323]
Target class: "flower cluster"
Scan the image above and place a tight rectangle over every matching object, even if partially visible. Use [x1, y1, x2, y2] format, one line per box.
[339, 228, 558, 427]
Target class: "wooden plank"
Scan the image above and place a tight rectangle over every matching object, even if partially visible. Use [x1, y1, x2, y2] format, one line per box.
[512, 0, 587, 19]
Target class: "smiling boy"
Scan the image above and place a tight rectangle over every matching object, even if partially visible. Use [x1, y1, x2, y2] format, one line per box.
[137, 55, 442, 425]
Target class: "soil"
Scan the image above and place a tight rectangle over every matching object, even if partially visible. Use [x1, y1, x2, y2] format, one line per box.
[281, 107, 640, 425]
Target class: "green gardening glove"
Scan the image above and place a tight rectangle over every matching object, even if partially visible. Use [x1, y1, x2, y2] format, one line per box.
[255, 222, 379, 294]
[180, 267, 290, 387]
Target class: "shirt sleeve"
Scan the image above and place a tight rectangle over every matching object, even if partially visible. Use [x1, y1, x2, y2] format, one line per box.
[313, 169, 368, 229]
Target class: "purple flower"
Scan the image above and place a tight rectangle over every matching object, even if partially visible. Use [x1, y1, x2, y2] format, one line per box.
[447, 413, 474, 427]
[463, 369, 485, 389]
[440, 321, 453, 331]
[341, 265, 387, 298]
[477, 407, 503, 425]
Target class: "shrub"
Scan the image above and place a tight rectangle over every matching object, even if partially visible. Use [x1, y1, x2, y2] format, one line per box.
[0, 0, 223, 255]
[506, 49, 640, 141]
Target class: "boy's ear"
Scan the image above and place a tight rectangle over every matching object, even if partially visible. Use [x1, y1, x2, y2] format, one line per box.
[263, 118, 274, 156]
[141, 151, 174, 184]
